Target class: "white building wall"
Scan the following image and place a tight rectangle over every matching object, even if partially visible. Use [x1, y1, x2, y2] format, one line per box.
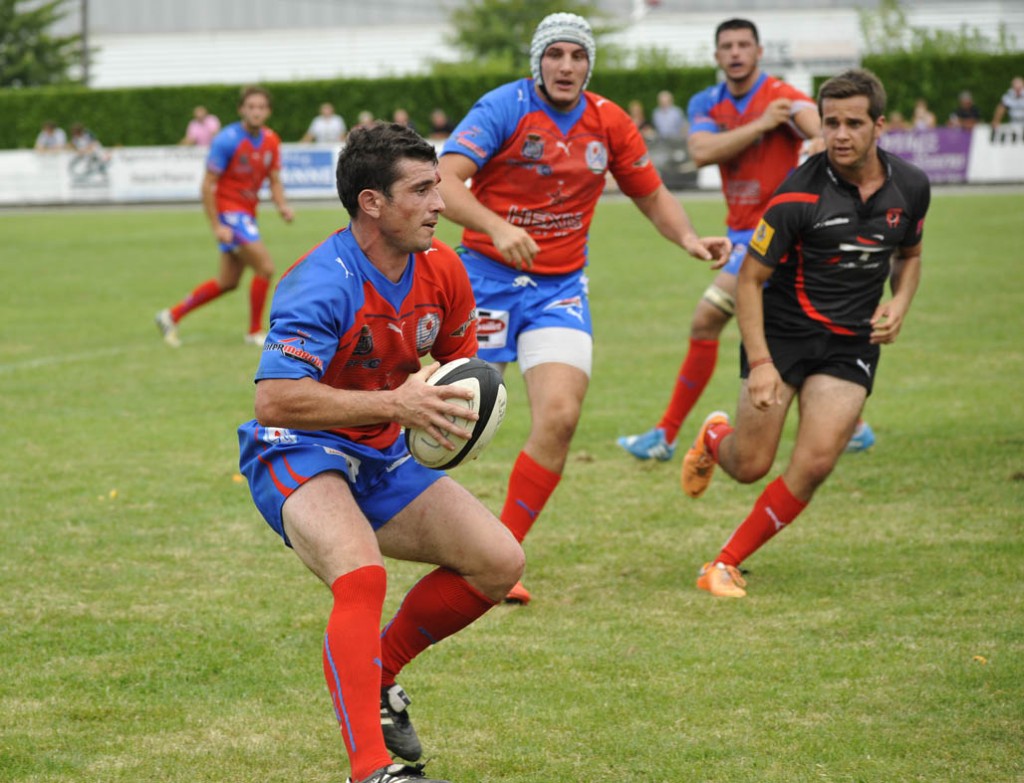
[73, 1, 1024, 89]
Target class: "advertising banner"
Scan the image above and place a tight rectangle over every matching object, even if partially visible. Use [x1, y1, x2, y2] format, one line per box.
[879, 128, 971, 184]
[966, 123, 1024, 183]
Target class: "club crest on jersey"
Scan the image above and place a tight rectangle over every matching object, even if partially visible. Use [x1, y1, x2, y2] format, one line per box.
[352, 325, 374, 355]
[886, 208, 902, 228]
[416, 313, 440, 352]
[521, 134, 545, 160]
[585, 141, 608, 174]
[750, 218, 775, 255]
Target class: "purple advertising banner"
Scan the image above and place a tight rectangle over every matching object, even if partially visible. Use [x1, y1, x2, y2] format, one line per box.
[879, 128, 972, 184]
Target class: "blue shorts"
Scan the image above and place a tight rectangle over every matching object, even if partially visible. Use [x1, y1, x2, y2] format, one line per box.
[722, 228, 755, 276]
[460, 248, 592, 365]
[237, 421, 444, 546]
[218, 211, 261, 253]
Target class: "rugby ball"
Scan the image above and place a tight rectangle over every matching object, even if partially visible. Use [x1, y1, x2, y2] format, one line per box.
[405, 358, 507, 470]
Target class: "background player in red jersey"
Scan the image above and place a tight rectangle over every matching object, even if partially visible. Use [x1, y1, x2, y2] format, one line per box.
[156, 85, 294, 347]
[681, 69, 930, 597]
[618, 19, 877, 462]
[437, 12, 729, 604]
[238, 124, 524, 783]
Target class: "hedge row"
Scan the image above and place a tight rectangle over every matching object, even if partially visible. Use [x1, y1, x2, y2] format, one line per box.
[861, 52, 1024, 122]
[4, 52, 1022, 151]
[0, 67, 714, 150]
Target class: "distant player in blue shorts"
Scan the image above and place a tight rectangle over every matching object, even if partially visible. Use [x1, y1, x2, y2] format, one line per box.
[237, 123, 523, 783]
[155, 85, 294, 348]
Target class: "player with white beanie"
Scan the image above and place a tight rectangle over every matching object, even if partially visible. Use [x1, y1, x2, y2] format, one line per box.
[438, 12, 730, 604]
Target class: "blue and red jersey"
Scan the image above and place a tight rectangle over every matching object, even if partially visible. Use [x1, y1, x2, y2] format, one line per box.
[254, 228, 479, 450]
[441, 78, 662, 275]
[688, 73, 815, 231]
[207, 121, 282, 215]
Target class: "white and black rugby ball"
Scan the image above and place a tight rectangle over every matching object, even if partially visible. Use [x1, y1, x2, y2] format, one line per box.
[405, 357, 507, 470]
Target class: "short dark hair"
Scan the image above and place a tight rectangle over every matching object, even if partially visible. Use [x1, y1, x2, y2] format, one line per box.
[715, 18, 759, 45]
[336, 123, 438, 218]
[238, 85, 271, 108]
[817, 68, 887, 121]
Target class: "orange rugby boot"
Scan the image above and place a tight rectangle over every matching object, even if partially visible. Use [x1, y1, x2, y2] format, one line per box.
[680, 410, 729, 498]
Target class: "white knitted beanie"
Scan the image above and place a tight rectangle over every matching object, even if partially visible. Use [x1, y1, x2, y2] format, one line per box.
[530, 12, 596, 91]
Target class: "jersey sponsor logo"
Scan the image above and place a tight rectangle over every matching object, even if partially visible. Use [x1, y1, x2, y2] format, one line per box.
[543, 295, 584, 322]
[323, 449, 360, 480]
[345, 357, 382, 369]
[416, 313, 440, 352]
[585, 141, 608, 174]
[813, 216, 851, 229]
[555, 140, 572, 156]
[335, 257, 353, 278]
[476, 308, 509, 349]
[262, 427, 297, 445]
[886, 208, 903, 228]
[750, 218, 775, 255]
[353, 325, 373, 355]
[632, 153, 651, 169]
[506, 206, 584, 231]
[522, 134, 545, 160]
[279, 343, 324, 372]
[455, 129, 487, 158]
[450, 308, 477, 338]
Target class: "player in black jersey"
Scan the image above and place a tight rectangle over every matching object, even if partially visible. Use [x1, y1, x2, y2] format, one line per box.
[680, 68, 931, 597]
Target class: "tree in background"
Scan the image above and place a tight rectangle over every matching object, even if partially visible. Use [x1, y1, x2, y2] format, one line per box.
[860, 0, 1018, 56]
[0, 0, 84, 88]
[444, 0, 606, 74]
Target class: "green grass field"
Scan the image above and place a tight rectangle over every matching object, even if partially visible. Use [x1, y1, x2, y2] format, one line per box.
[1, 189, 1022, 783]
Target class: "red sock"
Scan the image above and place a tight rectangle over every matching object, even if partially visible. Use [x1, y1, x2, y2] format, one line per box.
[658, 338, 718, 444]
[248, 274, 271, 334]
[322, 565, 392, 782]
[717, 477, 808, 567]
[705, 419, 733, 464]
[170, 279, 223, 322]
[379, 568, 495, 686]
[500, 451, 561, 543]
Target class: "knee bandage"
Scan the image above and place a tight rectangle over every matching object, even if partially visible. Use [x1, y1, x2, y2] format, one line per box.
[702, 284, 736, 316]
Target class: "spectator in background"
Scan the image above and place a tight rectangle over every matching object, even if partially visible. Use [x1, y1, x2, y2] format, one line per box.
[948, 90, 981, 131]
[68, 123, 99, 152]
[353, 110, 377, 131]
[301, 101, 347, 144]
[991, 76, 1024, 126]
[628, 99, 656, 139]
[886, 110, 908, 131]
[67, 123, 110, 179]
[392, 107, 417, 134]
[911, 98, 936, 130]
[180, 105, 221, 146]
[652, 89, 687, 139]
[427, 107, 455, 140]
[34, 120, 67, 151]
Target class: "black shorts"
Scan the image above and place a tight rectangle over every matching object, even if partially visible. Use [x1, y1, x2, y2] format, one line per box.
[740, 332, 881, 395]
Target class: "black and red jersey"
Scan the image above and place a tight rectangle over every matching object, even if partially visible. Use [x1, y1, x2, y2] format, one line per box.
[747, 148, 930, 339]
